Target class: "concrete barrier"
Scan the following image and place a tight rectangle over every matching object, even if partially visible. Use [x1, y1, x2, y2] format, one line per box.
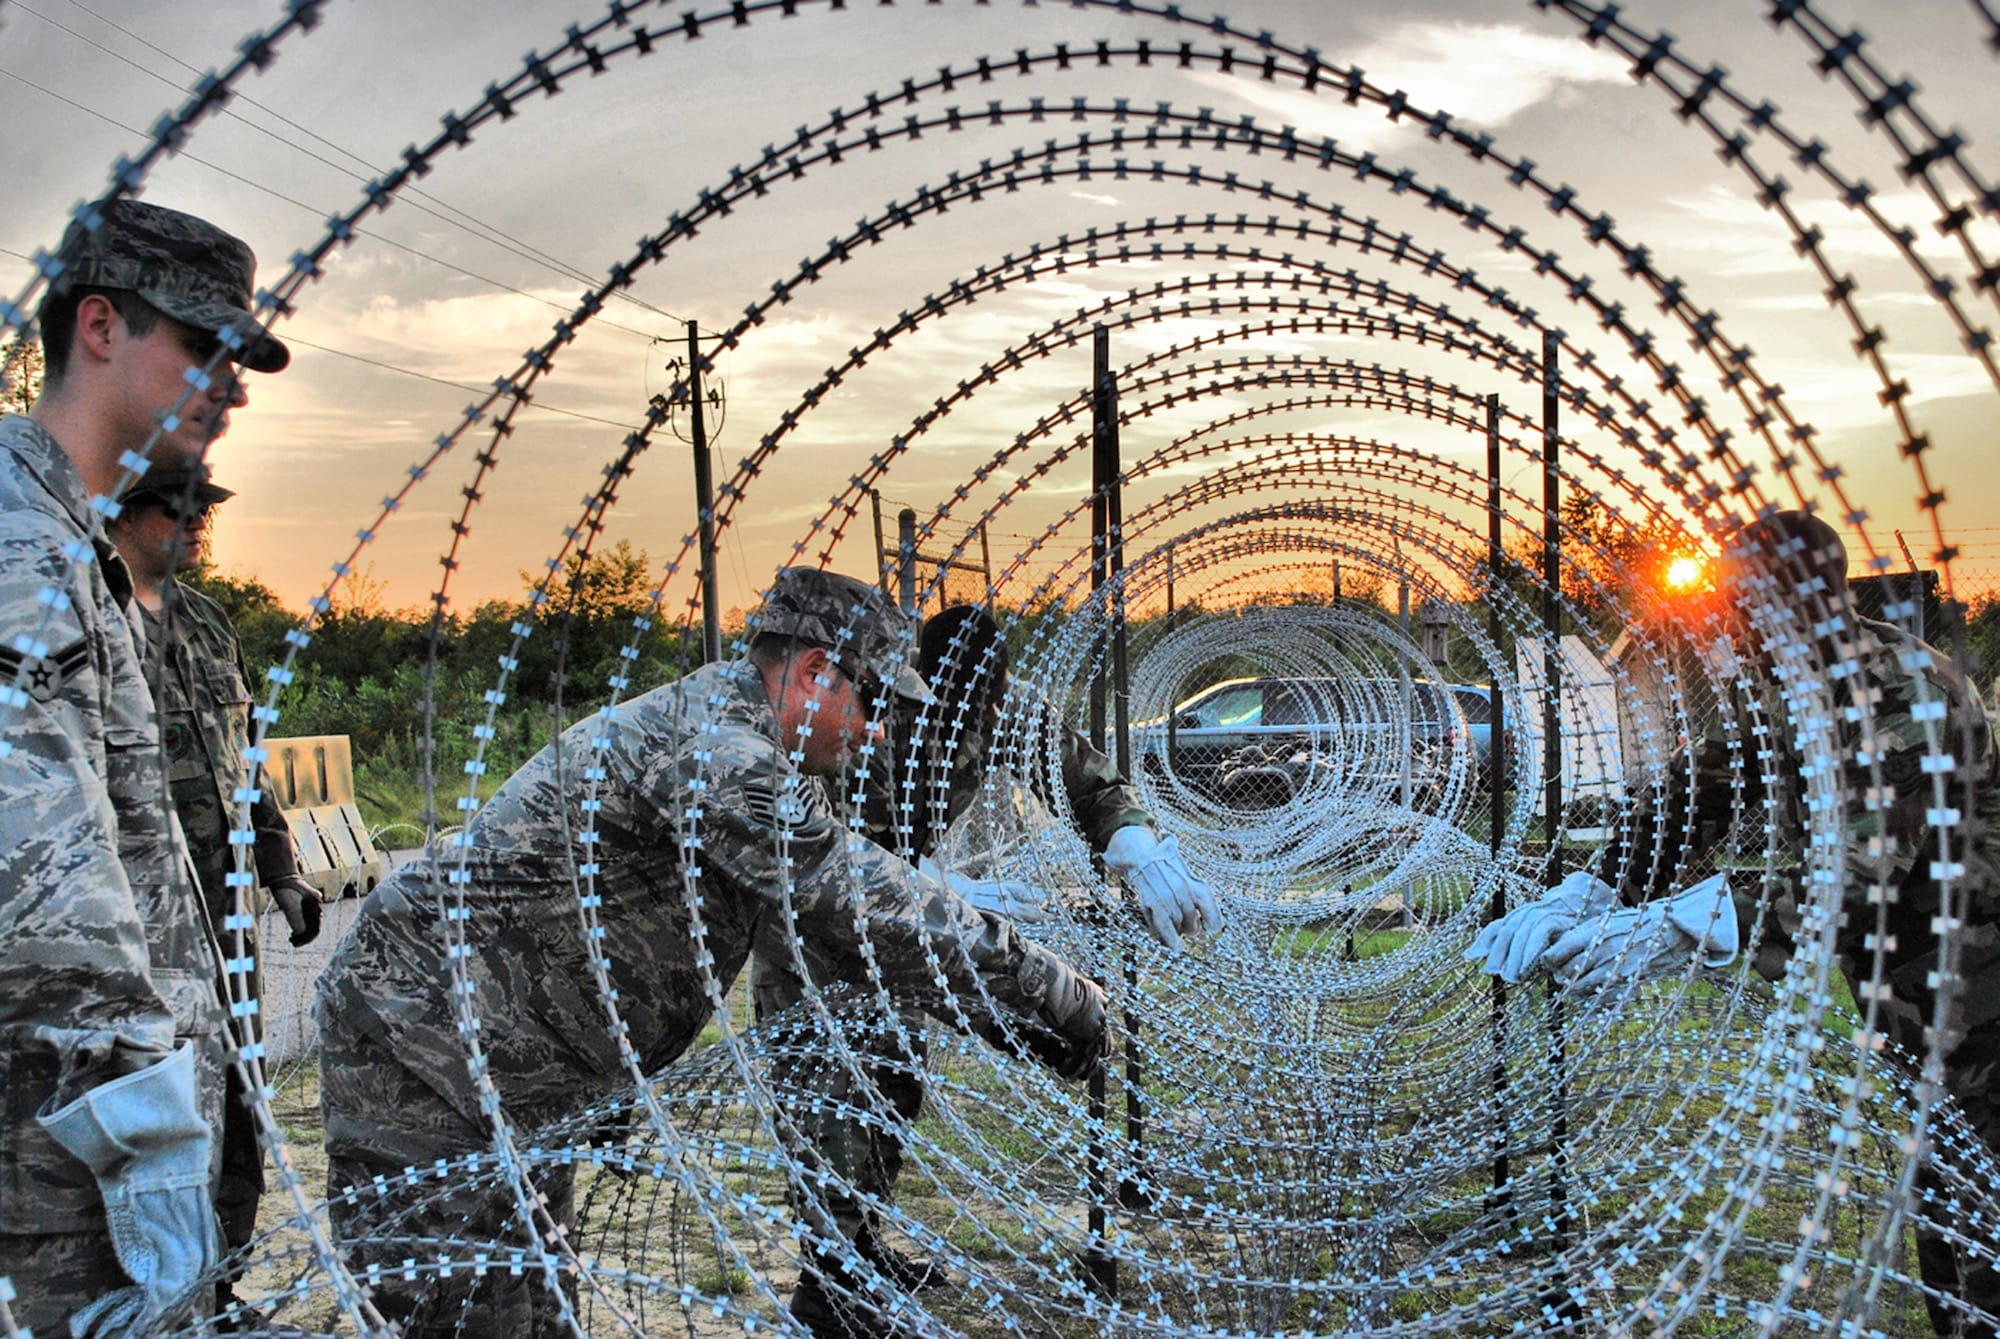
[263, 735, 385, 903]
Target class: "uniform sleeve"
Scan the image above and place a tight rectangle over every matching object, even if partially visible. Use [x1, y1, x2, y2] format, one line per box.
[685, 724, 1048, 1024]
[241, 639, 302, 885]
[1836, 643, 1973, 899]
[1053, 715, 1154, 853]
[250, 784, 301, 884]
[0, 529, 174, 1099]
[1591, 741, 1746, 904]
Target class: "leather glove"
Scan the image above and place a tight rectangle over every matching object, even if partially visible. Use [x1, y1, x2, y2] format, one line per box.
[1102, 825, 1222, 950]
[37, 1044, 217, 1338]
[267, 874, 322, 946]
[1543, 873, 1740, 995]
[917, 855, 1052, 924]
[1465, 870, 1619, 983]
[1011, 944, 1108, 1080]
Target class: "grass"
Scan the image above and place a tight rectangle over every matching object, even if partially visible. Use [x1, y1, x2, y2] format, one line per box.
[229, 923, 1948, 1337]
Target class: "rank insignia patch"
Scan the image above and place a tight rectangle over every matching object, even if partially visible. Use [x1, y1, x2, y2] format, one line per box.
[0, 639, 90, 704]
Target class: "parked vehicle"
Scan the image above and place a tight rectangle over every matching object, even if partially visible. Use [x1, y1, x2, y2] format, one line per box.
[1135, 676, 1465, 797]
[1446, 683, 1496, 771]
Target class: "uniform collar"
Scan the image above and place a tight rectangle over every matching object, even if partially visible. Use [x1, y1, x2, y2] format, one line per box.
[0, 413, 98, 535]
[0, 414, 137, 607]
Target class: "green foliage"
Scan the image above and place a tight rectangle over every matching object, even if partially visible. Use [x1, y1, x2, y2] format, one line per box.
[1499, 493, 1699, 640]
[221, 542, 694, 835]
[1960, 595, 2000, 693]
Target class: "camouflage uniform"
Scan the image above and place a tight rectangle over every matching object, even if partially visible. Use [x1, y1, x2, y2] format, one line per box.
[752, 691, 1150, 1245]
[316, 658, 1077, 1337]
[1602, 614, 2000, 1333]
[0, 414, 226, 1331]
[137, 580, 304, 1261]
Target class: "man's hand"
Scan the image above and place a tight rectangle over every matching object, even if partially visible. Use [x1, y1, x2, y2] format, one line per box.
[918, 855, 1053, 924]
[1465, 871, 1618, 983]
[1102, 825, 1222, 950]
[1542, 873, 1739, 995]
[267, 874, 323, 946]
[1033, 964, 1108, 1081]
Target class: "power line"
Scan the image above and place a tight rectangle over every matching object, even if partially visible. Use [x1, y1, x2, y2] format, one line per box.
[279, 333, 640, 430]
[25, 0, 697, 332]
[0, 64, 683, 348]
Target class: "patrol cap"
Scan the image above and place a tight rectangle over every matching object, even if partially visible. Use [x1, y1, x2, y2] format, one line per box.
[758, 567, 933, 704]
[124, 461, 235, 511]
[40, 199, 290, 373]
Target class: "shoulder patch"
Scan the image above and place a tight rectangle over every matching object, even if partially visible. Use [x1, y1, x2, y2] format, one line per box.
[0, 638, 91, 704]
[741, 778, 823, 833]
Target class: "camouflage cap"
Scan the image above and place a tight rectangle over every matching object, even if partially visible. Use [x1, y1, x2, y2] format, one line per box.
[123, 461, 235, 510]
[758, 567, 932, 703]
[40, 199, 290, 373]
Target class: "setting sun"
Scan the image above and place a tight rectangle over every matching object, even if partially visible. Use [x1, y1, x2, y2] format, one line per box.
[1662, 555, 1707, 592]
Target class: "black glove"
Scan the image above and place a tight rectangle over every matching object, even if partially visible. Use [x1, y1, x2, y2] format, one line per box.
[267, 875, 323, 946]
[1011, 945, 1108, 1081]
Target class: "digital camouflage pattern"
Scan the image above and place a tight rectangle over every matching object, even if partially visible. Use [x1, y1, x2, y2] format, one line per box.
[1600, 611, 2000, 1328]
[43, 199, 289, 373]
[137, 579, 303, 1257]
[0, 414, 226, 1332]
[752, 686, 1151, 1241]
[758, 566, 930, 703]
[316, 657, 1083, 1326]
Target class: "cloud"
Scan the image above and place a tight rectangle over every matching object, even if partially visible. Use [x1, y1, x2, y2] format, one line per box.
[1184, 21, 1629, 150]
[1648, 185, 1966, 278]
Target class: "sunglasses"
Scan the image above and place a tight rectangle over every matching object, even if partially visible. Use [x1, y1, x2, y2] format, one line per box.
[168, 318, 234, 368]
[136, 496, 216, 524]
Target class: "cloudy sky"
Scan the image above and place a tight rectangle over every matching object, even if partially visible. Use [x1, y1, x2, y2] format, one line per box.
[3, 0, 1997, 616]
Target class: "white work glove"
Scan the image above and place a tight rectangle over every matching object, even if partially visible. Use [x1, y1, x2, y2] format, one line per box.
[1102, 825, 1222, 951]
[919, 855, 1053, 924]
[1543, 873, 1740, 995]
[1465, 871, 1619, 983]
[37, 1043, 217, 1338]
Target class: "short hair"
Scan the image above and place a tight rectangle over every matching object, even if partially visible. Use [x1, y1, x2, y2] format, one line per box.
[37, 287, 160, 384]
[1735, 509, 1849, 597]
[748, 631, 813, 675]
[918, 604, 1007, 710]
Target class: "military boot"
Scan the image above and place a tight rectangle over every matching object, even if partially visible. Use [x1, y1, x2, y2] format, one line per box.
[856, 1227, 950, 1293]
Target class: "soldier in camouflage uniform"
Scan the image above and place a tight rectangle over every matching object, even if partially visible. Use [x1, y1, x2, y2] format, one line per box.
[1476, 511, 2000, 1336]
[314, 569, 1108, 1339]
[0, 201, 288, 1336]
[751, 604, 1219, 1318]
[106, 461, 321, 1305]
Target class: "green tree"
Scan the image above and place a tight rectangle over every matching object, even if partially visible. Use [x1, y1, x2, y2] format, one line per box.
[512, 539, 685, 699]
[1501, 493, 1699, 638]
[2, 336, 44, 415]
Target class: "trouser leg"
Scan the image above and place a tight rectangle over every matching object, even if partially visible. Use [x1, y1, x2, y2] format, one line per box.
[326, 1150, 577, 1339]
[1906, 1017, 2000, 1338]
[217, 1055, 266, 1259]
[753, 959, 927, 1242]
[0, 1228, 144, 1338]
[319, 1015, 578, 1339]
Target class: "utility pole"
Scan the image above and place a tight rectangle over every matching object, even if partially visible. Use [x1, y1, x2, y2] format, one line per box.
[687, 321, 721, 665]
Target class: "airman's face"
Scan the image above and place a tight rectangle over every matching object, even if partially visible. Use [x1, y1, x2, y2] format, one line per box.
[111, 495, 212, 578]
[778, 648, 886, 776]
[118, 311, 248, 468]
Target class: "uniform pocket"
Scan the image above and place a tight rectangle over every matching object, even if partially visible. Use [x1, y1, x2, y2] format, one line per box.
[0, 1036, 105, 1234]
